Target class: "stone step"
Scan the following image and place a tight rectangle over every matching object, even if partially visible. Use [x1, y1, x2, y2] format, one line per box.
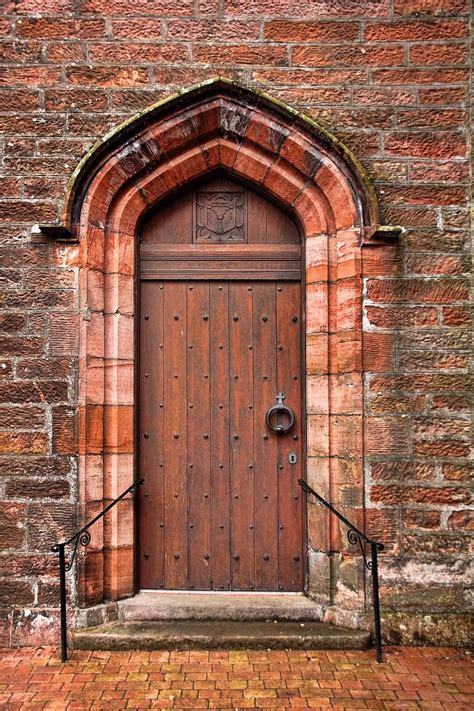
[72, 620, 371, 651]
[118, 591, 322, 622]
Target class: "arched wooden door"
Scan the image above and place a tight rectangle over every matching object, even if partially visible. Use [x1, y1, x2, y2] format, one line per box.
[139, 176, 304, 591]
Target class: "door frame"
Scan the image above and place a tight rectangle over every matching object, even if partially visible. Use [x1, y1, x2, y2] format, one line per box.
[135, 173, 308, 593]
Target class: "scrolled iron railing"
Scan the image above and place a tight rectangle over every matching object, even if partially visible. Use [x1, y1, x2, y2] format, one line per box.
[52, 477, 381, 662]
[51, 479, 144, 662]
[298, 479, 385, 662]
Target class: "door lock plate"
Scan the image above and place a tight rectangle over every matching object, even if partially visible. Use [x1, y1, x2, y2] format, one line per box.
[288, 453, 298, 465]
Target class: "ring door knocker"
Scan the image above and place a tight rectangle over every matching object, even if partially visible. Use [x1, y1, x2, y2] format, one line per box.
[265, 392, 295, 435]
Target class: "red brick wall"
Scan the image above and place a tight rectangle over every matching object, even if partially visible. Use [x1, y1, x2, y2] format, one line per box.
[0, 0, 472, 645]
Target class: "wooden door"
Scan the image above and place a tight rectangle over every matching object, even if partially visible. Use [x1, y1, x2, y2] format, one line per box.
[139, 177, 304, 591]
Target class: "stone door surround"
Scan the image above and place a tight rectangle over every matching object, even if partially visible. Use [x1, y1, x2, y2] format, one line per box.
[40, 78, 398, 624]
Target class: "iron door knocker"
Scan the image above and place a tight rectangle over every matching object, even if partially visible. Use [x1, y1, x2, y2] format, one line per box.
[265, 392, 295, 434]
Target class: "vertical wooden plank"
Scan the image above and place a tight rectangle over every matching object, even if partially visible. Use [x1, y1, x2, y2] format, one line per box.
[253, 282, 279, 590]
[210, 283, 231, 589]
[141, 193, 193, 244]
[229, 282, 255, 590]
[186, 282, 211, 589]
[163, 282, 188, 588]
[277, 281, 304, 591]
[266, 202, 300, 244]
[139, 281, 165, 589]
[247, 191, 267, 244]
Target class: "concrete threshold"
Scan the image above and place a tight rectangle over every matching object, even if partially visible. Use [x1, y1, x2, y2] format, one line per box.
[118, 591, 323, 622]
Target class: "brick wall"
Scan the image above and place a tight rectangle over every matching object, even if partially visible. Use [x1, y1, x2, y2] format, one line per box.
[0, 0, 472, 646]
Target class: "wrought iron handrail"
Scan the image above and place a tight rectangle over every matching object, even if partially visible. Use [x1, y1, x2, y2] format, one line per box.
[298, 479, 385, 663]
[51, 478, 144, 662]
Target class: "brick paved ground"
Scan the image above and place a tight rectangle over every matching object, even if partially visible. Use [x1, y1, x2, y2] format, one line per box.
[0, 646, 472, 710]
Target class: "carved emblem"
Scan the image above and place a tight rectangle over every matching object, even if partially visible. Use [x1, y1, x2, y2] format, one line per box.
[195, 192, 246, 242]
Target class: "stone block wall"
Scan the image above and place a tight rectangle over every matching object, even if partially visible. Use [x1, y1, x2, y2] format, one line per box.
[0, 0, 472, 646]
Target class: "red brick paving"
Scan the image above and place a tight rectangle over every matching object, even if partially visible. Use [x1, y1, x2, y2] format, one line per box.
[0, 646, 472, 710]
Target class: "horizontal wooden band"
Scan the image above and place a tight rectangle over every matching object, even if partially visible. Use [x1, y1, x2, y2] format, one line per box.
[139, 244, 301, 280]
[140, 244, 301, 258]
[140, 270, 300, 280]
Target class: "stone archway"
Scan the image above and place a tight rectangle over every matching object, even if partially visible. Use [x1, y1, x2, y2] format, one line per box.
[40, 78, 399, 627]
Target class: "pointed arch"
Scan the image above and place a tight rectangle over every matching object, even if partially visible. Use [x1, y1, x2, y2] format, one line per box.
[58, 79, 399, 630]
[38, 77, 396, 243]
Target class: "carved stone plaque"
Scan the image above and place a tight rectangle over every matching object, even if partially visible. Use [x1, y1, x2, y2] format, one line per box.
[195, 192, 246, 242]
